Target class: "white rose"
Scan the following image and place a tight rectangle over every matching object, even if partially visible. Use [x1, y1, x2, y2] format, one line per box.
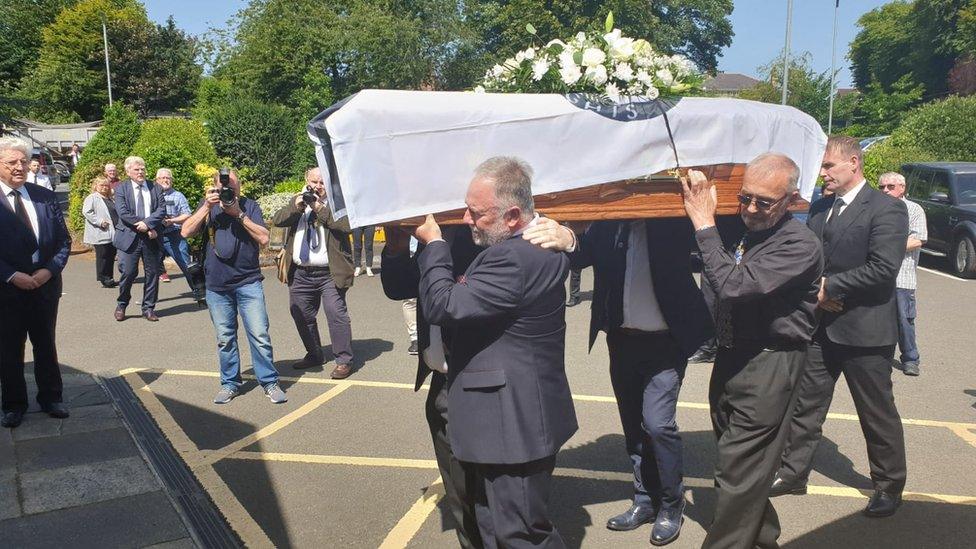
[636, 69, 653, 86]
[581, 47, 606, 68]
[491, 64, 505, 78]
[645, 85, 660, 100]
[575, 32, 587, 44]
[532, 59, 550, 81]
[656, 68, 675, 87]
[604, 82, 621, 102]
[524, 48, 536, 60]
[558, 50, 577, 69]
[613, 63, 634, 82]
[515, 51, 526, 63]
[473, 85, 486, 93]
[559, 64, 583, 85]
[609, 37, 635, 61]
[585, 64, 608, 85]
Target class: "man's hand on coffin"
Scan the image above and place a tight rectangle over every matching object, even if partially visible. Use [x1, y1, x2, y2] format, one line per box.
[680, 169, 718, 230]
[415, 214, 442, 245]
[522, 217, 576, 252]
[383, 226, 412, 255]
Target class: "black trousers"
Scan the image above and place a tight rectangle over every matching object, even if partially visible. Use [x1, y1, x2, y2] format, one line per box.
[606, 329, 686, 511]
[288, 267, 353, 365]
[117, 238, 161, 312]
[567, 267, 581, 301]
[777, 338, 907, 494]
[352, 226, 375, 268]
[468, 454, 564, 549]
[93, 243, 117, 283]
[704, 345, 807, 549]
[426, 372, 483, 549]
[0, 277, 63, 413]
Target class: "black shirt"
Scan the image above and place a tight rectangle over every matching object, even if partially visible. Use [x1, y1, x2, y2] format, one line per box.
[696, 214, 823, 346]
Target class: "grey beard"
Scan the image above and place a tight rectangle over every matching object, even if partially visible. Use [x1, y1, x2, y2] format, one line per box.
[471, 225, 511, 247]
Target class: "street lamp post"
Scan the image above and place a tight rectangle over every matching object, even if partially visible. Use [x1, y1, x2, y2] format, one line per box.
[781, 0, 794, 105]
[102, 18, 113, 106]
[828, 0, 840, 133]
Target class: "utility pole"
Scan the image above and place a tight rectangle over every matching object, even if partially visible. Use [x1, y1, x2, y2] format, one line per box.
[102, 18, 113, 106]
[781, 0, 794, 105]
[828, 0, 840, 133]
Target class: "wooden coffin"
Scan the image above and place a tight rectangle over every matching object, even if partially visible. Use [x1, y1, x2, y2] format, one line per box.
[391, 163, 809, 225]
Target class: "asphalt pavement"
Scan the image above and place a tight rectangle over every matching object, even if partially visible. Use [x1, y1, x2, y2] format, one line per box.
[14, 247, 976, 548]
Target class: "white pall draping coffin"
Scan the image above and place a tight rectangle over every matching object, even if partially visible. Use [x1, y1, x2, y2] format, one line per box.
[307, 90, 828, 228]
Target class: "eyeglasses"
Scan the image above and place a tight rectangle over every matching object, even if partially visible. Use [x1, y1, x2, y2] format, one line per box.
[880, 184, 901, 191]
[0, 159, 29, 167]
[737, 193, 787, 211]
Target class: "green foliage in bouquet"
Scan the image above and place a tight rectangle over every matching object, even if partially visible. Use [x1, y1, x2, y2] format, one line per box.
[477, 12, 703, 101]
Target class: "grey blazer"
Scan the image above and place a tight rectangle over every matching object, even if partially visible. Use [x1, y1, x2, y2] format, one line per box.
[82, 192, 115, 245]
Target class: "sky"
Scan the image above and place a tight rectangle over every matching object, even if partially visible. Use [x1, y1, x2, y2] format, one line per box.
[143, 0, 893, 88]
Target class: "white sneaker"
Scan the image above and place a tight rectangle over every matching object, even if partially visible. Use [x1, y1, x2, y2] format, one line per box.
[354, 267, 362, 277]
[366, 267, 374, 277]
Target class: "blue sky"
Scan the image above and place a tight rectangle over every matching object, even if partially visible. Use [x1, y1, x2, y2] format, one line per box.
[144, 0, 892, 88]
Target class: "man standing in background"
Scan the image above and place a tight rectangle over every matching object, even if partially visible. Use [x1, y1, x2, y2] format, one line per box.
[879, 171, 927, 376]
[113, 156, 165, 322]
[26, 160, 53, 191]
[155, 168, 198, 300]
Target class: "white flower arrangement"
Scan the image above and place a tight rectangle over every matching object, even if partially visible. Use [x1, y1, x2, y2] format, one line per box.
[477, 12, 702, 101]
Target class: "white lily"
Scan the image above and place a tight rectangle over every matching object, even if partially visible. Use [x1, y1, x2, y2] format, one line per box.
[609, 37, 635, 61]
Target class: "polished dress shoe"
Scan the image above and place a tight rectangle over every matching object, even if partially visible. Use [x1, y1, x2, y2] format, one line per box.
[769, 473, 807, 497]
[688, 344, 717, 364]
[864, 489, 902, 517]
[41, 403, 70, 419]
[143, 310, 159, 322]
[331, 363, 353, 380]
[114, 305, 126, 321]
[1, 411, 24, 428]
[566, 296, 581, 307]
[293, 355, 324, 370]
[650, 505, 684, 546]
[606, 504, 656, 531]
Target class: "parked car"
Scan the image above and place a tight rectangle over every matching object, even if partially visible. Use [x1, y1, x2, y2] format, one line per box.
[902, 162, 976, 278]
[29, 147, 62, 190]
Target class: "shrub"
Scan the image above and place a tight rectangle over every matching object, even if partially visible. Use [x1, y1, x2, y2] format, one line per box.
[140, 145, 206, 208]
[206, 97, 300, 196]
[256, 192, 294, 221]
[68, 103, 141, 232]
[274, 179, 306, 194]
[132, 118, 218, 167]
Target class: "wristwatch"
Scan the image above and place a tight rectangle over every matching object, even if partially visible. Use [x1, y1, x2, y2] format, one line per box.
[237, 211, 247, 221]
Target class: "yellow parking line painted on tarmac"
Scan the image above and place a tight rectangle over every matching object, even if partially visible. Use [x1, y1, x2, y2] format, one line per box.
[123, 372, 205, 465]
[228, 451, 439, 470]
[200, 384, 352, 466]
[378, 478, 445, 549]
[950, 426, 976, 450]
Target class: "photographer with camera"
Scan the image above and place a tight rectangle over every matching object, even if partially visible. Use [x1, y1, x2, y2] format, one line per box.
[272, 167, 356, 379]
[180, 168, 287, 405]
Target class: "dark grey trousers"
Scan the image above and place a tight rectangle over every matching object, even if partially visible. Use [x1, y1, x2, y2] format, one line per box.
[469, 455, 564, 549]
[426, 372, 483, 549]
[117, 238, 161, 312]
[288, 266, 353, 365]
[704, 345, 807, 549]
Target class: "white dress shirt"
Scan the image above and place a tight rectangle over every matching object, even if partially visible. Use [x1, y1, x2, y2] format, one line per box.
[26, 172, 53, 191]
[827, 179, 867, 222]
[131, 180, 151, 218]
[621, 221, 669, 332]
[1, 180, 42, 265]
[291, 206, 329, 267]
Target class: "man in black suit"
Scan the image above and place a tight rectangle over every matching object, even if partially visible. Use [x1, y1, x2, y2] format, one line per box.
[0, 137, 71, 428]
[381, 225, 484, 549]
[523, 213, 713, 544]
[113, 156, 166, 322]
[771, 136, 910, 518]
[414, 156, 577, 548]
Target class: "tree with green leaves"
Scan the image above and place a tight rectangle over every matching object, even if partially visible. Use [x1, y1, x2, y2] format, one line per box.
[0, 0, 80, 91]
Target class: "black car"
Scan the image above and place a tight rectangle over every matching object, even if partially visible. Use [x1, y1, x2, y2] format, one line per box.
[902, 162, 976, 278]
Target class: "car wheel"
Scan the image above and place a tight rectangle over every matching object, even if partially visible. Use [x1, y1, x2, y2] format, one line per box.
[952, 234, 976, 279]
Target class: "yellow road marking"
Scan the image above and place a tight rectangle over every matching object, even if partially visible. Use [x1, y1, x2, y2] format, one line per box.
[378, 478, 445, 549]
[950, 426, 976, 450]
[228, 451, 439, 470]
[199, 384, 351, 466]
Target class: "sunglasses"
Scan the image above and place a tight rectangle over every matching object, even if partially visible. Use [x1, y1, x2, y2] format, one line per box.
[737, 193, 787, 211]
[880, 184, 901, 191]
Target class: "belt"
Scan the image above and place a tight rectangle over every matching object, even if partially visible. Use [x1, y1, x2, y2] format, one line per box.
[615, 327, 670, 337]
[722, 339, 808, 352]
[295, 264, 330, 272]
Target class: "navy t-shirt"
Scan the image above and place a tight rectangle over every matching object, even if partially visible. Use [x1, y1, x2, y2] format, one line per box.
[200, 197, 266, 291]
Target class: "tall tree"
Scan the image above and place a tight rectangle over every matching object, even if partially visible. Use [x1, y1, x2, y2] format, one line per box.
[0, 0, 79, 90]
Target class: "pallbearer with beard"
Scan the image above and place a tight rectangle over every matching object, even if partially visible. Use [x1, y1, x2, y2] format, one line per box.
[681, 154, 823, 549]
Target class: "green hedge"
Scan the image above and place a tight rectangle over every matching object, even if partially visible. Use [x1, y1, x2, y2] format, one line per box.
[141, 145, 206, 209]
[68, 103, 141, 232]
[863, 95, 976, 183]
[132, 118, 218, 167]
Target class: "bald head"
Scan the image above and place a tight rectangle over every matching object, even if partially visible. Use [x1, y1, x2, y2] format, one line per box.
[739, 152, 800, 231]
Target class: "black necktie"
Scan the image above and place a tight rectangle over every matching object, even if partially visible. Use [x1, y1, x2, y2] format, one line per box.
[827, 197, 844, 225]
[135, 184, 146, 218]
[10, 189, 33, 233]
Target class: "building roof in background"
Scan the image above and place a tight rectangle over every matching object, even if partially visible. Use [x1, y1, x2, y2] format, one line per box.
[702, 72, 761, 92]
[14, 118, 103, 129]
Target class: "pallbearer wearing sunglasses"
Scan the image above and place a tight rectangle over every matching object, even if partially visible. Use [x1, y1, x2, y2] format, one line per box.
[681, 153, 824, 549]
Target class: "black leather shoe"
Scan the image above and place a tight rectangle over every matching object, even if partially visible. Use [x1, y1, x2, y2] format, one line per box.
[606, 504, 656, 531]
[566, 296, 581, 307]
[650, 505, 684, 546]
[769, 473, 807, 497]
[293, 355, 324, 370]
[1, 411, 24, 428]
[864, 489, 901, 517]
[688, 344, 717, 364]
[41, 403, 70, 419]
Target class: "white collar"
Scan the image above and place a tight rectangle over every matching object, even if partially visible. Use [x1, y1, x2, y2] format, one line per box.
[512, 213, 541, 237]
[836, 179, 866, 203]
[0, 180, 25, 197]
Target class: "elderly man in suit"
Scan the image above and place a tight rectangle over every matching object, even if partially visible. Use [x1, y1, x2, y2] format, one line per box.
[113, 156, 166, 322]
[382, 224, 484, 548]
[0, 137, 71, 428]
[523, 213, 714, 545]
[772, 136, 910, 518]
[414, 156, 577, 548]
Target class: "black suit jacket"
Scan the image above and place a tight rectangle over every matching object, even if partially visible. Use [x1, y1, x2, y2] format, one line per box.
[808, 185, 909, 347]
[112, 179, 166, 253]
[418, 235, 578, 464]
[0, 183, 71, 301]
[570, 218, 714, 358]
[380, 227, 481, 391]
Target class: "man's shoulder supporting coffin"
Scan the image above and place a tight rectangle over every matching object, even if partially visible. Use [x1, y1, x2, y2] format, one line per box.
[307, 90, 827, 228]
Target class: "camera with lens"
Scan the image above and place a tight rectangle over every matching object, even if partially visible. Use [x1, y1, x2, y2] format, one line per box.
[217, 168, 236, 205]
[301, 186, 317, 206]
[186, 259, 207, 305]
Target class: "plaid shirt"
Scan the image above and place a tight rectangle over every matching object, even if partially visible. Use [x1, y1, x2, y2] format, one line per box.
[897, 199, 927, 290]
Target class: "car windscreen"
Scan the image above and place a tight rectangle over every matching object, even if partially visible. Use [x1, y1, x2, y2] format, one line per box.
[956, 174, 976, 205]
